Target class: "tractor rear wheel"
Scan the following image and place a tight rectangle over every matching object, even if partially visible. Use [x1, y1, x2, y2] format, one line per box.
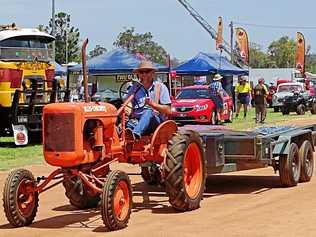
[140, 163, 162, 185]
[279, 143, 301, 187]
[299, 140, 314, 182]
[101, 170, 132, 231]
[164, 130, 206, 211]
[3, 169, 39, 227]
[63, 176, 100, 209]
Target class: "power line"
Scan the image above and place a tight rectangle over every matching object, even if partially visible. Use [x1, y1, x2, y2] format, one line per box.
[234, 21, 316, 30]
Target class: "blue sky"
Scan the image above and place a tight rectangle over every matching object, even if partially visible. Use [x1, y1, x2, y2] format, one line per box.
[2, 0, 316, 61]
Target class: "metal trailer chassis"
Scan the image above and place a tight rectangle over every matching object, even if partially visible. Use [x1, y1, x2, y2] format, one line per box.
[187, 125, 316, 186]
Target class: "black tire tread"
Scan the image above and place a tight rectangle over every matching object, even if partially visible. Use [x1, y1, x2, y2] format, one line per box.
[164, 130, 206, 211]
[3, 169, 38, 227]
[299, 140, 314, 182]
[101, 170, 132, 231]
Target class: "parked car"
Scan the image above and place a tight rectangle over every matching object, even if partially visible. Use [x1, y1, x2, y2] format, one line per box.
[272, 82, 307, 112]
[281, 91, 316, 115]
[91, 89, 123, 109]
[171, 85, 233, 124]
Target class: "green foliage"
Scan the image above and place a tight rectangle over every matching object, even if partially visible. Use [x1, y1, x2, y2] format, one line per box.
[267, 36, 296, 68]
[89, 45, 107, 59]
[39, 12, 80, 64]
[113, 27, 168, 65]
[249, 43, 274, 68]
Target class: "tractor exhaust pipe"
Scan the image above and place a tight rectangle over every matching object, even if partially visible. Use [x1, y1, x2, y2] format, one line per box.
[81, 38, 90, 102]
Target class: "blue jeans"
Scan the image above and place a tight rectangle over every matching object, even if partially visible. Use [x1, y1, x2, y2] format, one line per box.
[127, 109, 163, 137]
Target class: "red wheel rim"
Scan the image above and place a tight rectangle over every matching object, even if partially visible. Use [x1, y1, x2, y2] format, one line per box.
[16, 179, 35, 217]
[183, 143, 203, 199]
[113, 180, 130, 221]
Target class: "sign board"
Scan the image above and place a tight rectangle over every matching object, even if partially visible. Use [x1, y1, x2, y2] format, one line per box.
[116, 74, 137, 82]
[12, 124, 28, 146]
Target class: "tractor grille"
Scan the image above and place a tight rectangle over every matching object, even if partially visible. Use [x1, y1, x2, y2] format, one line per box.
[44, 113, 75, 152]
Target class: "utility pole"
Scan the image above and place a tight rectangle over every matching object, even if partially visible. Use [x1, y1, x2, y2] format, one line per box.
[52, 0, 55, 61]
[229, 21, 234, 63]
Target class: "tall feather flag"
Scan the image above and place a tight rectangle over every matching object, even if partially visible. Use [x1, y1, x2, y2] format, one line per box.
[236, 27, 249, 65]
[216, 17, 223, 50]
[296, 32, 305, 74]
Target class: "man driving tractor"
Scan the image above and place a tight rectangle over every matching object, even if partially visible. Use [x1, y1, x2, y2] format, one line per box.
[125, 61, 171, 140]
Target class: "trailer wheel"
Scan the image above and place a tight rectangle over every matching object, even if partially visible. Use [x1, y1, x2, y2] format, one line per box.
[299, 140, 314, 182]
[311, 103, 316, 114]
[3, 169, 38, 227]
[163, 130, 206, 211]
[296, 104, 305, 115]
[63, 177, 100, 209]
[279, 143, 301, 187]
[281, 108, 290, 115]
[101, 170, 132, 231]
[141, 164, 162, 185]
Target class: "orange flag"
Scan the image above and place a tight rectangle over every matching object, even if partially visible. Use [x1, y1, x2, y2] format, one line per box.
[296, 32, 305, 73]
[216, 17, 223, 50]
[236, 27, 249, 65]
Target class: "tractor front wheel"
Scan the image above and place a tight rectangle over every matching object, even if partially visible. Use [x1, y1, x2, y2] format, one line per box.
[3, 169, 39, 227]
[164, 130, 206, 211]
[101, 170, 132, 231]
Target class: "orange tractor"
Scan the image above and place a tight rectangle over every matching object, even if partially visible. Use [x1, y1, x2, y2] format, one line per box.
[2, 39, 206, 230]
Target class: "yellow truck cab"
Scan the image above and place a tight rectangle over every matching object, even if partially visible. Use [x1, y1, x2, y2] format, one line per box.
[0, 24, 57, 145]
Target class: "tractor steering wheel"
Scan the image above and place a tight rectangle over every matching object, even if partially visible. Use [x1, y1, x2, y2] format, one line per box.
[119, 80, 149, 110]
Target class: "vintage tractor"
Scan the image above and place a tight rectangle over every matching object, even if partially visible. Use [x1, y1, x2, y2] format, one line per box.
[2, 39, 206, 231]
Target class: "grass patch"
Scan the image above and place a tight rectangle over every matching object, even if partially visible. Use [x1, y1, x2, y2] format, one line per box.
[227, 108, 315, 130]
[0, 137, 43, 171]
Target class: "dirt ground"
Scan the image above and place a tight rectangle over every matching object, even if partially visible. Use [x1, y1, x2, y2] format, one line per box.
[1, 118, 316, 237]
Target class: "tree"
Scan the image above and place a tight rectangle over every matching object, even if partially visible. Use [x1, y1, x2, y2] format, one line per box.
[113, 27, 168, 65]
[89, 45, 107, 58]
[267, 36, 296, 68]
[249, 42, 275, 68]
[39, 12, 80, 64]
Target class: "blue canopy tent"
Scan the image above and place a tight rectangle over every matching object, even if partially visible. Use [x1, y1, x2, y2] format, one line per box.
[54, 62, 66, 76]
[69, 49, 169, 74]
[174, 52, 248, 76]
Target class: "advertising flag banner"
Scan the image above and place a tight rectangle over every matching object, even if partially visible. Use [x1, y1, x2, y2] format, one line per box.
[296, 32, 305, 73]
[236, 28, 249, 65]
[216, 17, 223, 50]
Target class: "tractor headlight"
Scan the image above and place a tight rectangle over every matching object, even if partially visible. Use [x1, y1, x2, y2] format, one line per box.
[195, 104, 208, 111]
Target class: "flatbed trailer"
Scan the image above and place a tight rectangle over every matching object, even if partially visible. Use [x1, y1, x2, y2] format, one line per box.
[181, 124, 316, 186]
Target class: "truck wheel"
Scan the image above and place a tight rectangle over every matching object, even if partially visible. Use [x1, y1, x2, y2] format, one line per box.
[101, 170, 132, 231]
[279, 143, 301, 187]
[310, 103, 316, 114]
[296, 104, 305, 115]
[164, 130, 206, 211]
[3, 169, 39, 227]
[63, 177, 100, 209]
[281, 108, 290, 115]
[299, 140, 314, 182]
[141, 164, 162, 185]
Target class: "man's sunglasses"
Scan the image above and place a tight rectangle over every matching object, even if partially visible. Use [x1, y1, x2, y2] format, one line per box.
[138, 69, 153, 74]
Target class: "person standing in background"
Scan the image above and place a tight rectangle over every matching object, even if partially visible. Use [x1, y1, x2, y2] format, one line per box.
[209, 73, 225, 124]
[253, 77, 268, 123]
[235, 76, 252, 118]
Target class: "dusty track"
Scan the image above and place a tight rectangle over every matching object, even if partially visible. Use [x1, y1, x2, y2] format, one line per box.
[1, 119, 316, 237]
